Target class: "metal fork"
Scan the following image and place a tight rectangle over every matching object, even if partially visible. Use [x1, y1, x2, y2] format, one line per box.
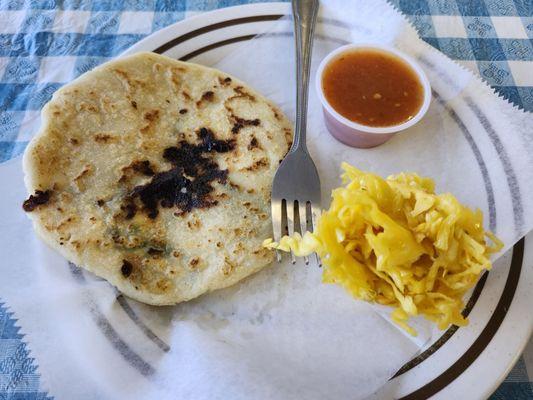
[271, 0, 321, 265]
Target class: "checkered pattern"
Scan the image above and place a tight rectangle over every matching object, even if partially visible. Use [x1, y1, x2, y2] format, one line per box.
[388, 0, 533, 113]
[0, 1, 531, 399]
[0, 302, 52, 399]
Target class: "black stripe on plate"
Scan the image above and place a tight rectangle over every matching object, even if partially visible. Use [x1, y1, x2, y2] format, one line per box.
[153, 15, 283, 54]
[393, 271, 488, 378]
[89, 299, 155, 377]
[178, 32, 347, 61]
[152, 14, 354, 55]
[179, 34, 256, 61]
[399, 238, 524, 400]
[465, 98, 524, 235]
[116, 294, 171, 352]
[68, 264, 156, 376]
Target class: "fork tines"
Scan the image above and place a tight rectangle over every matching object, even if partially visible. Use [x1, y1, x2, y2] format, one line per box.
[272, 195, 321, 265]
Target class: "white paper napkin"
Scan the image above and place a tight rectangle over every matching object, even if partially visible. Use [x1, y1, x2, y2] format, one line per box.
[0, 1, 531, 399]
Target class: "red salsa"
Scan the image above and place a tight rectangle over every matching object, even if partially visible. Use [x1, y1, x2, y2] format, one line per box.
[322, 49, 424, 127]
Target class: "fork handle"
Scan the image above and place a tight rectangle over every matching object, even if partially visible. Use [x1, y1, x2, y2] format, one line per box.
[291, 0, 319, 152]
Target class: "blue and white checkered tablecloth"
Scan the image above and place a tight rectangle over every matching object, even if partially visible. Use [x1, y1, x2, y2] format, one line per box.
[0, 1, 531, 399]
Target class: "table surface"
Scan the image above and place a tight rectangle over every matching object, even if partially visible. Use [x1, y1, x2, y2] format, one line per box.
[0, 0, 531, 399]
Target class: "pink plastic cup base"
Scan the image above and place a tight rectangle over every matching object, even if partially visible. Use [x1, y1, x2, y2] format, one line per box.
[323, 109, 394, 148]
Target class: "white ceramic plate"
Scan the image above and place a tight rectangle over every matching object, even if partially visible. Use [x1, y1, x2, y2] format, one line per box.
[119, 3, 532, 399]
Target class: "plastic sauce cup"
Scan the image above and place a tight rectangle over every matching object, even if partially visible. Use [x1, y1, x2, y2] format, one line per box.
[315, 44, 432, 148]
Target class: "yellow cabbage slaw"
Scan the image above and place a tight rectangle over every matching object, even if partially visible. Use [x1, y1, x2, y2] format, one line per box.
[264, 163, 502, 335]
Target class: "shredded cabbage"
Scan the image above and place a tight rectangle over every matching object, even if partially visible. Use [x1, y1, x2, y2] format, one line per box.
[265, 162, 502, 335]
